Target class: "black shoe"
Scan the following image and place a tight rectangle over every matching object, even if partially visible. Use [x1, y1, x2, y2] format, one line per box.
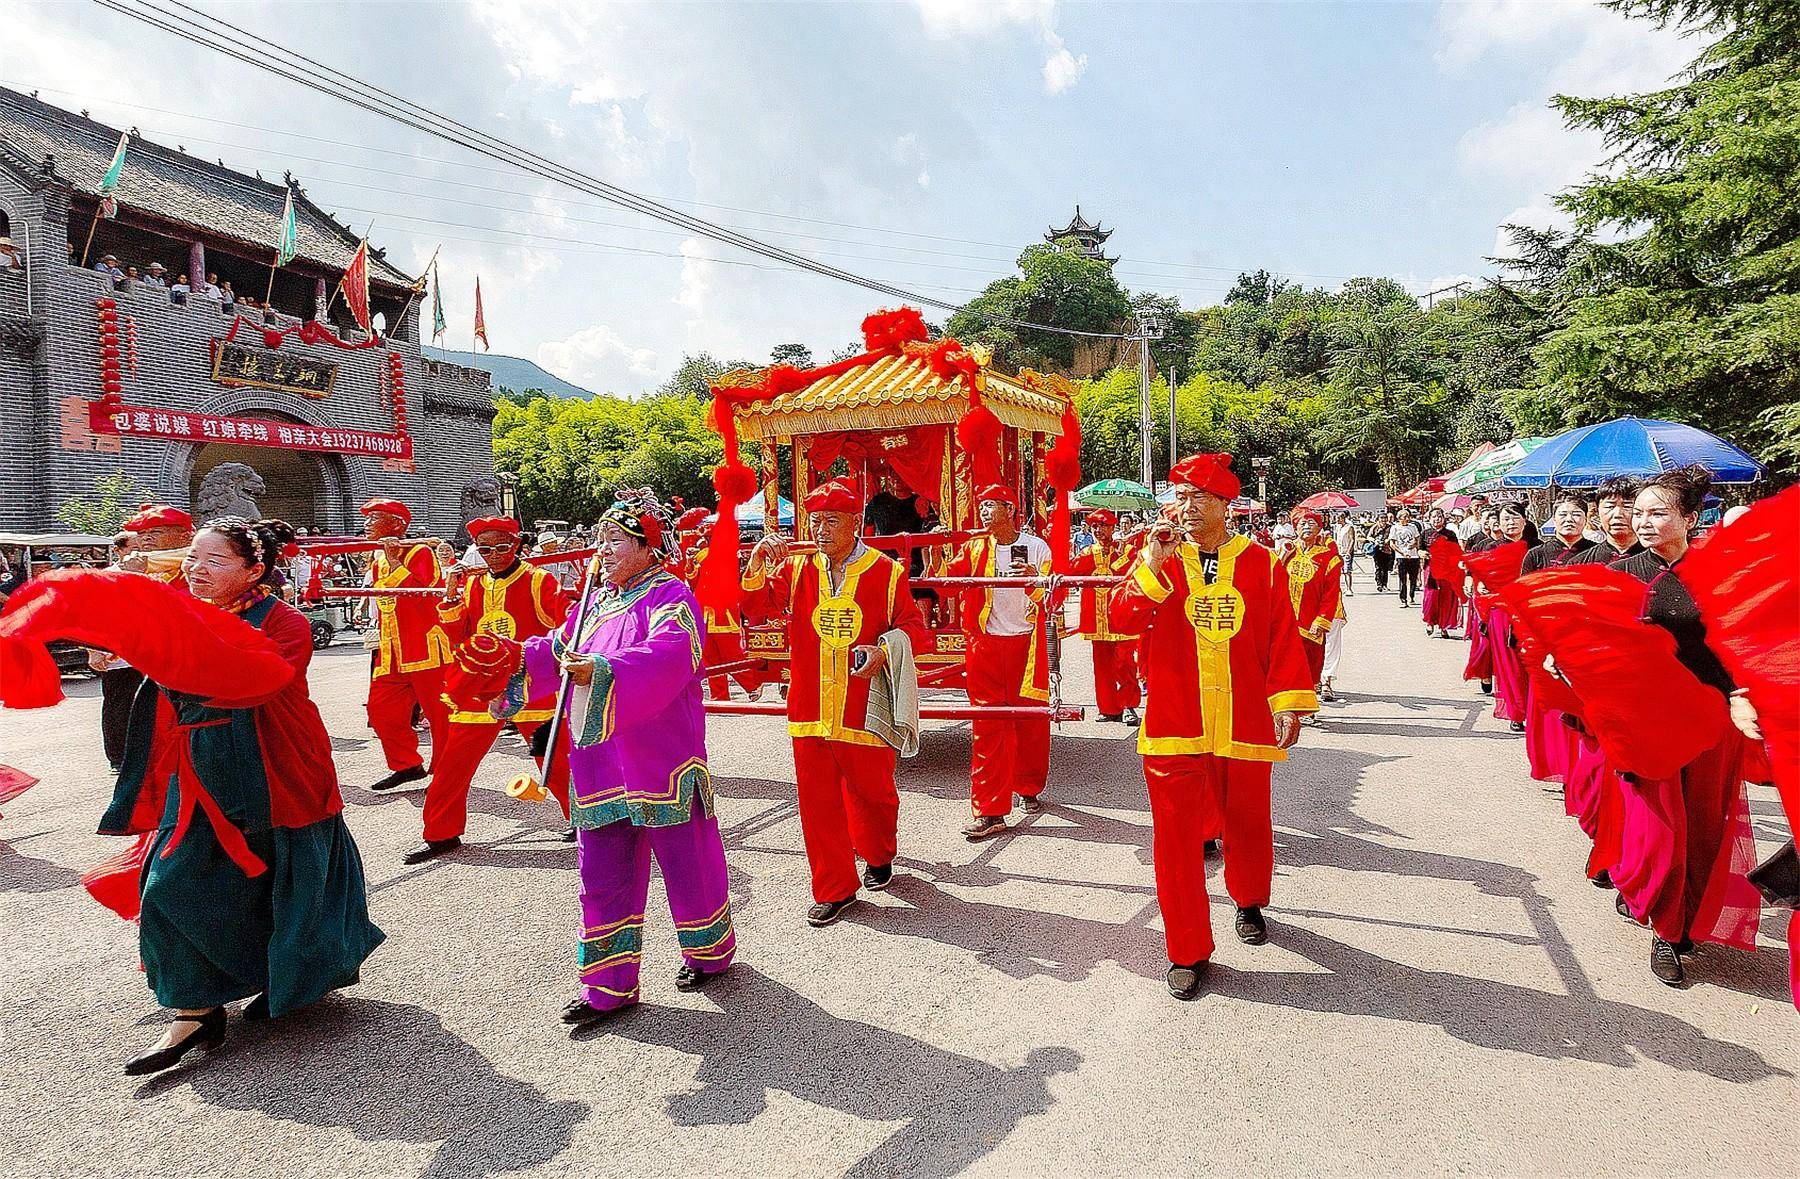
[560, 826, 578, 843]
[124, 1007, 225, 1076]
[560, 996, 626, 1027]
[1234, 906, 1268, 945]
[1121, 708, 1141, 727]
[862, 862, 894, 892]
[1479, 680, 1493, 695]
[1650, 938, 1684, 986]
[242, 994, 270, 1022]
[1166, 960, 1209, 1000]
[962, 815, 1007, 842]
[401, 837, 461, 865]
[807, 896, 857, 927]
[1098, 713, 1122, 723]
[1509, 721, 1526, 733]
[369, 765, 428, 792]
[675, 963, 725, 992]
[1016, 793, 1043, 814]
[1590, 869, 1612, 889]
[1615, 892, 1642, 924]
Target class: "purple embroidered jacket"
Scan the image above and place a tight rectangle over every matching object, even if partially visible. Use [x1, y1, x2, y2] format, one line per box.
[507, 567, 712, 829]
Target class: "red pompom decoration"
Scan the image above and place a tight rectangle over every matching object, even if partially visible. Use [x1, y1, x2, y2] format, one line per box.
[712, 461, 758, 504]
[861, 306, 929, 352]
[263, 328, 285, 350]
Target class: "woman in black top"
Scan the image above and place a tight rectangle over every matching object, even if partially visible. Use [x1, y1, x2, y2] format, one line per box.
[1519, 495, 1597, 786]
[1609, 466, 1759, 986]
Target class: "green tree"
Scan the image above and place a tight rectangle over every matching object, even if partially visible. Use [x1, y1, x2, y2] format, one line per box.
[769, 342, 814, 368]
[1191, 271, 1335, 387]
[946, 241, 1132, 371]
[1316, 284, 1452, 489]
[1531, 0, 1800, 471]
[656, 352, 754, 400]
[56, 471, 150, 534]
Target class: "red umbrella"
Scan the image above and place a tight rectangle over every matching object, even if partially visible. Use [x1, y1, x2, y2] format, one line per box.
[1431, 493, 1473, 513]
[1298, 490, 1358, 511]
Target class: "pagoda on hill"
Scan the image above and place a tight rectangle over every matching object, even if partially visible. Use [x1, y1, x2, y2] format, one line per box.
[1044, 206, 1117, 265]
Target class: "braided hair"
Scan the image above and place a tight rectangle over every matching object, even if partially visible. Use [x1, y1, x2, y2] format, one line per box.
[198, 516, 297, 584]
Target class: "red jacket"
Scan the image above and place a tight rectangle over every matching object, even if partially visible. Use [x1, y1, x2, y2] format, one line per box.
[1112, 535, 1319, 761]
[940, 534, 1050, 702]
[1282, 542, 1343, 642]
[1070, 537, 1141, 641]
[438, 562, 570, 723]
[746, 547, 928, 744]
[370, 543, 450, 677]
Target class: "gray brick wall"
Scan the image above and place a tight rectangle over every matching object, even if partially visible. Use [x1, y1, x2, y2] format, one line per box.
[0, 185, 494, 538]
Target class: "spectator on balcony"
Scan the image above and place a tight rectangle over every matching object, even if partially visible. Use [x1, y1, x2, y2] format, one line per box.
[171, 273, 191, 296]
[94, 253, 123, 279]
[0, 236, 20, 272]
[203, 272, 222, 300]
[219, 279, 235, 307]
[142, 262, 168, 288]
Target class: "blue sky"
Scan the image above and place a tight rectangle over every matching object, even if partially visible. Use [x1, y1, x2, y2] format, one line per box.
[9, 1, 1696, 393]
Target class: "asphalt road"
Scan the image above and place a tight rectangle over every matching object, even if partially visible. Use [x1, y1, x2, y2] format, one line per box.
[2, 583, 1794, 1177]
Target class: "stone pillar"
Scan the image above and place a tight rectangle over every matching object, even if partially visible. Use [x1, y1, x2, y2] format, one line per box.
[189, 240, 205, 289]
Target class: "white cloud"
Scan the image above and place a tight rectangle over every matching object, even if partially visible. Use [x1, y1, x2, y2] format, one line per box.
[538, 323, 661, 393]
[912, 0, 1087, 94]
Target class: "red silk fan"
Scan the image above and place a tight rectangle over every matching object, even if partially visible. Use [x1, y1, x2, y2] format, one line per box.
[1428, 536, 1464, 584]
[442, 633, 524, 713]
[1461, 541, 1527, 595]
[1680, 486, 1799, 827]
[1505, 571, 1585, 716]
[1498, 565, 1726, 780]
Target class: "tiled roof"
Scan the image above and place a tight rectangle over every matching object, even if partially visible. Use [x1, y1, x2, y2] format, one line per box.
[728, 351, 1071, 441]
[0, 87, 413, 289]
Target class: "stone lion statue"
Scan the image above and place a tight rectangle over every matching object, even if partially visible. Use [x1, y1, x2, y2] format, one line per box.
[461, 475, 503, 532]
[195, 462, 267, 523]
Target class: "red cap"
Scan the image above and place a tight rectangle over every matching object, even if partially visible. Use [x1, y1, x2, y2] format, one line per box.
[359, 498, 412, 526]
[122, 504, 193, 533]
[1167, 453, 1241, 502]
[804, 479, 862, 515]
[1085, 509, 1118, 527]
[1289, 507, 1323, 526]
[676, 507, 709, 531]
[975, 483, 1018, 509]
[466, 516, 520, 538]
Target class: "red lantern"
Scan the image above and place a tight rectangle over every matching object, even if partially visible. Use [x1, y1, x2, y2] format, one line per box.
[263, 328, 285, 350]
[96, 298, 116, 310]
[102, 379, 123, 395]
[101, 362, 121, 378]
[100, 344, 120, 361]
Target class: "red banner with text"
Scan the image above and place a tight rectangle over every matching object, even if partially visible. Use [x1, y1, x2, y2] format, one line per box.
[88, 398, 413, 459]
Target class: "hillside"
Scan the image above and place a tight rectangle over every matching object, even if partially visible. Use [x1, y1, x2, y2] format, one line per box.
[434, 350, 597, 399]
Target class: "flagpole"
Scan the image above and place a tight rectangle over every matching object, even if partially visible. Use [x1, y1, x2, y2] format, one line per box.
[391, 244, 438, 353]
[322, 218, 375, 326]
[78, 207, 103, 270]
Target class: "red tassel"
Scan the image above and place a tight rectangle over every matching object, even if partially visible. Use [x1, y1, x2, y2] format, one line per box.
[1043, 404, 1082, 575]
[713, 462, 759, 505]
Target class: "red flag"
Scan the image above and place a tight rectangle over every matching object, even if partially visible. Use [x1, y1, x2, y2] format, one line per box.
[473, 276, 489, 351]
[339, 239, 371, 333]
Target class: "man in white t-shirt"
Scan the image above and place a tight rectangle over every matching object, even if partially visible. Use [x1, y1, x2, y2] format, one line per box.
[941, 483, 1052, 840]
[1387, 508, 1424, 608]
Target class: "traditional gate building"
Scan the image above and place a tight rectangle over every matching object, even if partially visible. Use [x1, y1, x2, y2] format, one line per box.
[0, 87, 497, 537]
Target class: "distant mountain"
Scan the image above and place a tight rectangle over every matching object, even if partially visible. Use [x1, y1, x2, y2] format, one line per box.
[434, 350, 597, 399]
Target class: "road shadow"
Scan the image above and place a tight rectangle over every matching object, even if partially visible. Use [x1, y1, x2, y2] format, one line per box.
[587, 966, 1078, 1177]
[137, 996, 586, 1179]
[0, 831, 84, 895]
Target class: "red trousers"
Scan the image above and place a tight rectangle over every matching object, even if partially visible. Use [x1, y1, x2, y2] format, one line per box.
[1091, 639, 1141, 716]
[793, 736, 899, 903]
[421, 719, 572, 841]
[366, 666, 450, 772]
[1144, 754, 1274, 966]
[704, 629, 765, 700]
[967, 632, 1050, 816]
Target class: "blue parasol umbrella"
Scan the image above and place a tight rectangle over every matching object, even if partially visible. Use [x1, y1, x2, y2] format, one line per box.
[1501, 417, 1765, 487]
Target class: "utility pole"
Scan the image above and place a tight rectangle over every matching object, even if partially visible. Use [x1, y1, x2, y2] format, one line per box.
[1167, 365, 1179, 477]
[1134, 311, 1164, 489]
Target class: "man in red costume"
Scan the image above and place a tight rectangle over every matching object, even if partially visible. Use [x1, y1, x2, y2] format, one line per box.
[940, 484, 1053, 840]
[744, 480, 929, 926]
[1112, 453, 1318, 1001]
[360, 498, 452, 792]
[1279, 508, 1344, 693]
[406, 516, 574, 863]
[1070, 509, 1142, 726]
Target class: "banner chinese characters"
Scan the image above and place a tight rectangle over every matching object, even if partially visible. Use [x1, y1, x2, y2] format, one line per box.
[88, 398, 412, 459]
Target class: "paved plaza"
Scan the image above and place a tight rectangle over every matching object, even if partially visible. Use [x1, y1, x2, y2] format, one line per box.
[2, 593, 1794, 1177]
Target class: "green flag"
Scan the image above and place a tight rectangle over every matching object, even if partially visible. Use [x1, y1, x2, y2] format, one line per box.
[97, 130, 128, 218]
[274, 188, 298, 267]
[431, 261, 446, 341]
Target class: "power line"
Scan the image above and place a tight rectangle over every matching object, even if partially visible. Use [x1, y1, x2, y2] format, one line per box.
[5, 77, 1356, 287]
[87, 0, 1137, 339]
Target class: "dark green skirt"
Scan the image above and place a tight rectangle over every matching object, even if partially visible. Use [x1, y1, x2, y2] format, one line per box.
[139, 810, 385, 1018]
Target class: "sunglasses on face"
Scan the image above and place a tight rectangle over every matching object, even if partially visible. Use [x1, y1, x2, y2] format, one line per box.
[473, 543, 517, 555]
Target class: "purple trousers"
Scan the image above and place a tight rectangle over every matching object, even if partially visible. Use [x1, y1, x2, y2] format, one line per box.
[576, 815, 736, 1010]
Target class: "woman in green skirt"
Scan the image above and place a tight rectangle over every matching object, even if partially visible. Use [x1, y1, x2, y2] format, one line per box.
[100, 517, 384, 1075]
